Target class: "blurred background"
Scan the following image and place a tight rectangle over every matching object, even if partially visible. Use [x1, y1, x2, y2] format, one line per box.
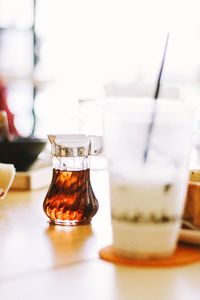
[0, 0, 200, 138]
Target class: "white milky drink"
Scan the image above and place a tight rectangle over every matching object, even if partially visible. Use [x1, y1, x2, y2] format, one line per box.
[110, 165, 189, 257]
[102, 97, 194, 258]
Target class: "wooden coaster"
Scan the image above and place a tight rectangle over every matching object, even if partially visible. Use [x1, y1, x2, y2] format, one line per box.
[99, 243, 200, 268]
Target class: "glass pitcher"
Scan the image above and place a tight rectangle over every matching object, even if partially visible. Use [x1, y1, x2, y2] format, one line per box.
[43, 134, 102, 225]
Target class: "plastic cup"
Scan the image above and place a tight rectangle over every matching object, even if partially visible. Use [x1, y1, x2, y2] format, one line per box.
[102, 97, 194, 258]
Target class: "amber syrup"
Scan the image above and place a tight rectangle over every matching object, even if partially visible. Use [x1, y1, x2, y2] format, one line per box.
[43, 168, 99, 225]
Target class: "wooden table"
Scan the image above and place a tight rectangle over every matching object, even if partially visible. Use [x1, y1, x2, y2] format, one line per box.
[0, 170, 200, 300]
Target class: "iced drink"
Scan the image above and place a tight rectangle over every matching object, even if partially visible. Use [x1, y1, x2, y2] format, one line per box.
[102, 97, 194, 258]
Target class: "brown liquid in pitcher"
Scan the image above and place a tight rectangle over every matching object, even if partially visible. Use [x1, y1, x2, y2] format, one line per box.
[43, 168, 99, 225]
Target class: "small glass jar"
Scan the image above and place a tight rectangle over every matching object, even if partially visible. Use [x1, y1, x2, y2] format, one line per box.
[43, 134, 102, 225]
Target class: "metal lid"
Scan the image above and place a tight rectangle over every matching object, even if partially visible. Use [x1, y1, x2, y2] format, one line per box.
[48, 134, 103, 157]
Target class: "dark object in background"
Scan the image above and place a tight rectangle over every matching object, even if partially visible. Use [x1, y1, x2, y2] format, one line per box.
[0, 137, 47, 171]
[0, 85, 46, 171]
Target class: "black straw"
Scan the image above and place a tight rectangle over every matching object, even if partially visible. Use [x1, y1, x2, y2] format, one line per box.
[143, 32, 170, 162]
